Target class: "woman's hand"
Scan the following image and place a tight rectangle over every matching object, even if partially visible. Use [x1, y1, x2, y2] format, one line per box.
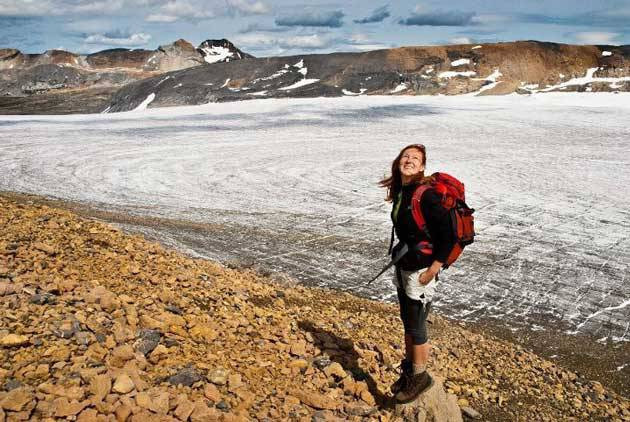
[418, 260, 443, 285]
[418, 269, 436, 285]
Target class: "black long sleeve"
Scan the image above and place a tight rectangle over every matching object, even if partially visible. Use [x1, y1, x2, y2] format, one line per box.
[420, 189, 455, 263]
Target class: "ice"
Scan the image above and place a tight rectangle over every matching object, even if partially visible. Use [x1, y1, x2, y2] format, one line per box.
[451, 58, 471, 67]
[1, 94, 629, 340]
[133, 93, 155, 111]
[438, 71, 476, 79]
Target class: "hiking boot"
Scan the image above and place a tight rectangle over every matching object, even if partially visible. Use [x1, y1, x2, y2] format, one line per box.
[390, 360, 413, 394]
[394, 371, 434, 404]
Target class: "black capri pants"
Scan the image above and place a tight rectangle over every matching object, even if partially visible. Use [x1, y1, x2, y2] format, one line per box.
[397, 287, 432, 345]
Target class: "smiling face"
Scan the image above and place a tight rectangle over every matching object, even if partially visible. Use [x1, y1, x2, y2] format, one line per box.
[399, 147, 425, 183]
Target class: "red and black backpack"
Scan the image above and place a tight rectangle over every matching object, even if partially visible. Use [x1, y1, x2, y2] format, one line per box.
[409, 172, 475, 268]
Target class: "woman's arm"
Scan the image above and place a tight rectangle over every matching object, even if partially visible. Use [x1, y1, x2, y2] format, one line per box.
[418, 189, 455, 284]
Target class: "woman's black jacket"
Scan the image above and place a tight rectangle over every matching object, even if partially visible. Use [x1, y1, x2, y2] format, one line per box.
[391, 182, 455, 271]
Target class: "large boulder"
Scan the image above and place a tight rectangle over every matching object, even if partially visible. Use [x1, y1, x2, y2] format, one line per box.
[394, 376, 463, 422]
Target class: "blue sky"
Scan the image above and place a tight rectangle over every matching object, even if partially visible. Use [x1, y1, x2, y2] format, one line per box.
[1, 0, 629, 55]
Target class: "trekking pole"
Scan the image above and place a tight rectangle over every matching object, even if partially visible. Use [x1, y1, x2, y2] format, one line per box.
[367, 243, 408, 285]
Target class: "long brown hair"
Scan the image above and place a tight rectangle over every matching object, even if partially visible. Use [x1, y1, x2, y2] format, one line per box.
[379, 144, 429, 202]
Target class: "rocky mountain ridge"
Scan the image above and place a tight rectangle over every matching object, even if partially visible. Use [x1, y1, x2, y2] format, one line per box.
[0, 40, 629, 114]
[0, 39, 251, 97]
[1, 194, 629, 421]
[107, 41, 630, 112]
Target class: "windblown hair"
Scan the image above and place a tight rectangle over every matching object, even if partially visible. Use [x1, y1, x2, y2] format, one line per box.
[379, 144, 431, 202]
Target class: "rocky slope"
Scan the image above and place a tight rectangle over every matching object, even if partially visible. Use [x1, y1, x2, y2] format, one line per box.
[1, 194, 629, 421]
[0, 39, 251, 97]
[105, 41, 630, 112]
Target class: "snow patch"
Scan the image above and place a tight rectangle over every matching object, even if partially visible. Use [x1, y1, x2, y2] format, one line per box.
[438, 71, 476, 79]
[133, 93, 155, 111]
[451, 58, 471, 67]
[293, 59, 304, 69]
[201, 46, 234, 64]
[278, 78, 319, 90]
[221, 78, 230, 88]
[298, 67, 308, 76]
[155, 76, 171, 87]
[342, 88, 367, 96]
[602, 51, 612, 57]
[472, 45, 482, 49]
[252, 69, 289, 84]
[533, 67, 630, 92]
[100, 106, 111, 114]
[390, 83, 408, 93]
[248, 91, 268, 96]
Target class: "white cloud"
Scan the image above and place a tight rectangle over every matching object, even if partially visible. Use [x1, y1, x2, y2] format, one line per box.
[84, 32, 152, 46]
[232, 32, 333, 52]
[449, 37, 471, 44]
[279, 34, 329, 49]
[471, 14, 510, 25]
[349, 33, 370, 43]
[0, 0, 126, 16]
[145, 14, 178, 22]
[574, 32, 620, 45]
[143, 0, 214, 22]
[226, 0, 270, 16]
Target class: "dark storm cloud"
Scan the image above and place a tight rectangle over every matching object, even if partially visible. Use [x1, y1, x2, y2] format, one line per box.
[354, 5, 390, 24]
[275, 10, 344, 28]
[399, 10, 476, 27]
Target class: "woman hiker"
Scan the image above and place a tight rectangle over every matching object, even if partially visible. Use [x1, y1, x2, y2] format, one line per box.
[379, 144, 455, 404]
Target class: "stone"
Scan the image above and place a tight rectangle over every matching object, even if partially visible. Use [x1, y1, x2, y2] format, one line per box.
[89, 374, 111, 402]
[112, 374, 135, 394]
[189, 324, 217, 343]
[461, 406, 482, 419]
[168, 367, 202, 387]
[115, 404, 132, 422]
[394, 376, 462, 422]
[203, 384, 221, 402]
[345, 403, 377, 416]
[190, 399, 220, 422]
[135, 392, 153, 410]
[0, 334, 30, 348]
[0, 388, 32, 411]
[77, 408, 99, 422]
[174, 398, 195, 421]
[289, 341, 307, 356]
[227, 373, 243, 392]
[54, 397, 89, 417]
[151, 392, 170, 414]
[360, 389, 376, 406]
[208, 368, 228, 386]
[294, 390, 338, 410]
[324, 362, 347, 379]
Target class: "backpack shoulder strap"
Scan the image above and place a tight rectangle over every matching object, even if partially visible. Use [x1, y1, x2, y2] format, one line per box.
[410, 184, 432, 229]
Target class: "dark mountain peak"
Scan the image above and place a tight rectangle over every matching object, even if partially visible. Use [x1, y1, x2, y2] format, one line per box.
[196, 39, 253, 63]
